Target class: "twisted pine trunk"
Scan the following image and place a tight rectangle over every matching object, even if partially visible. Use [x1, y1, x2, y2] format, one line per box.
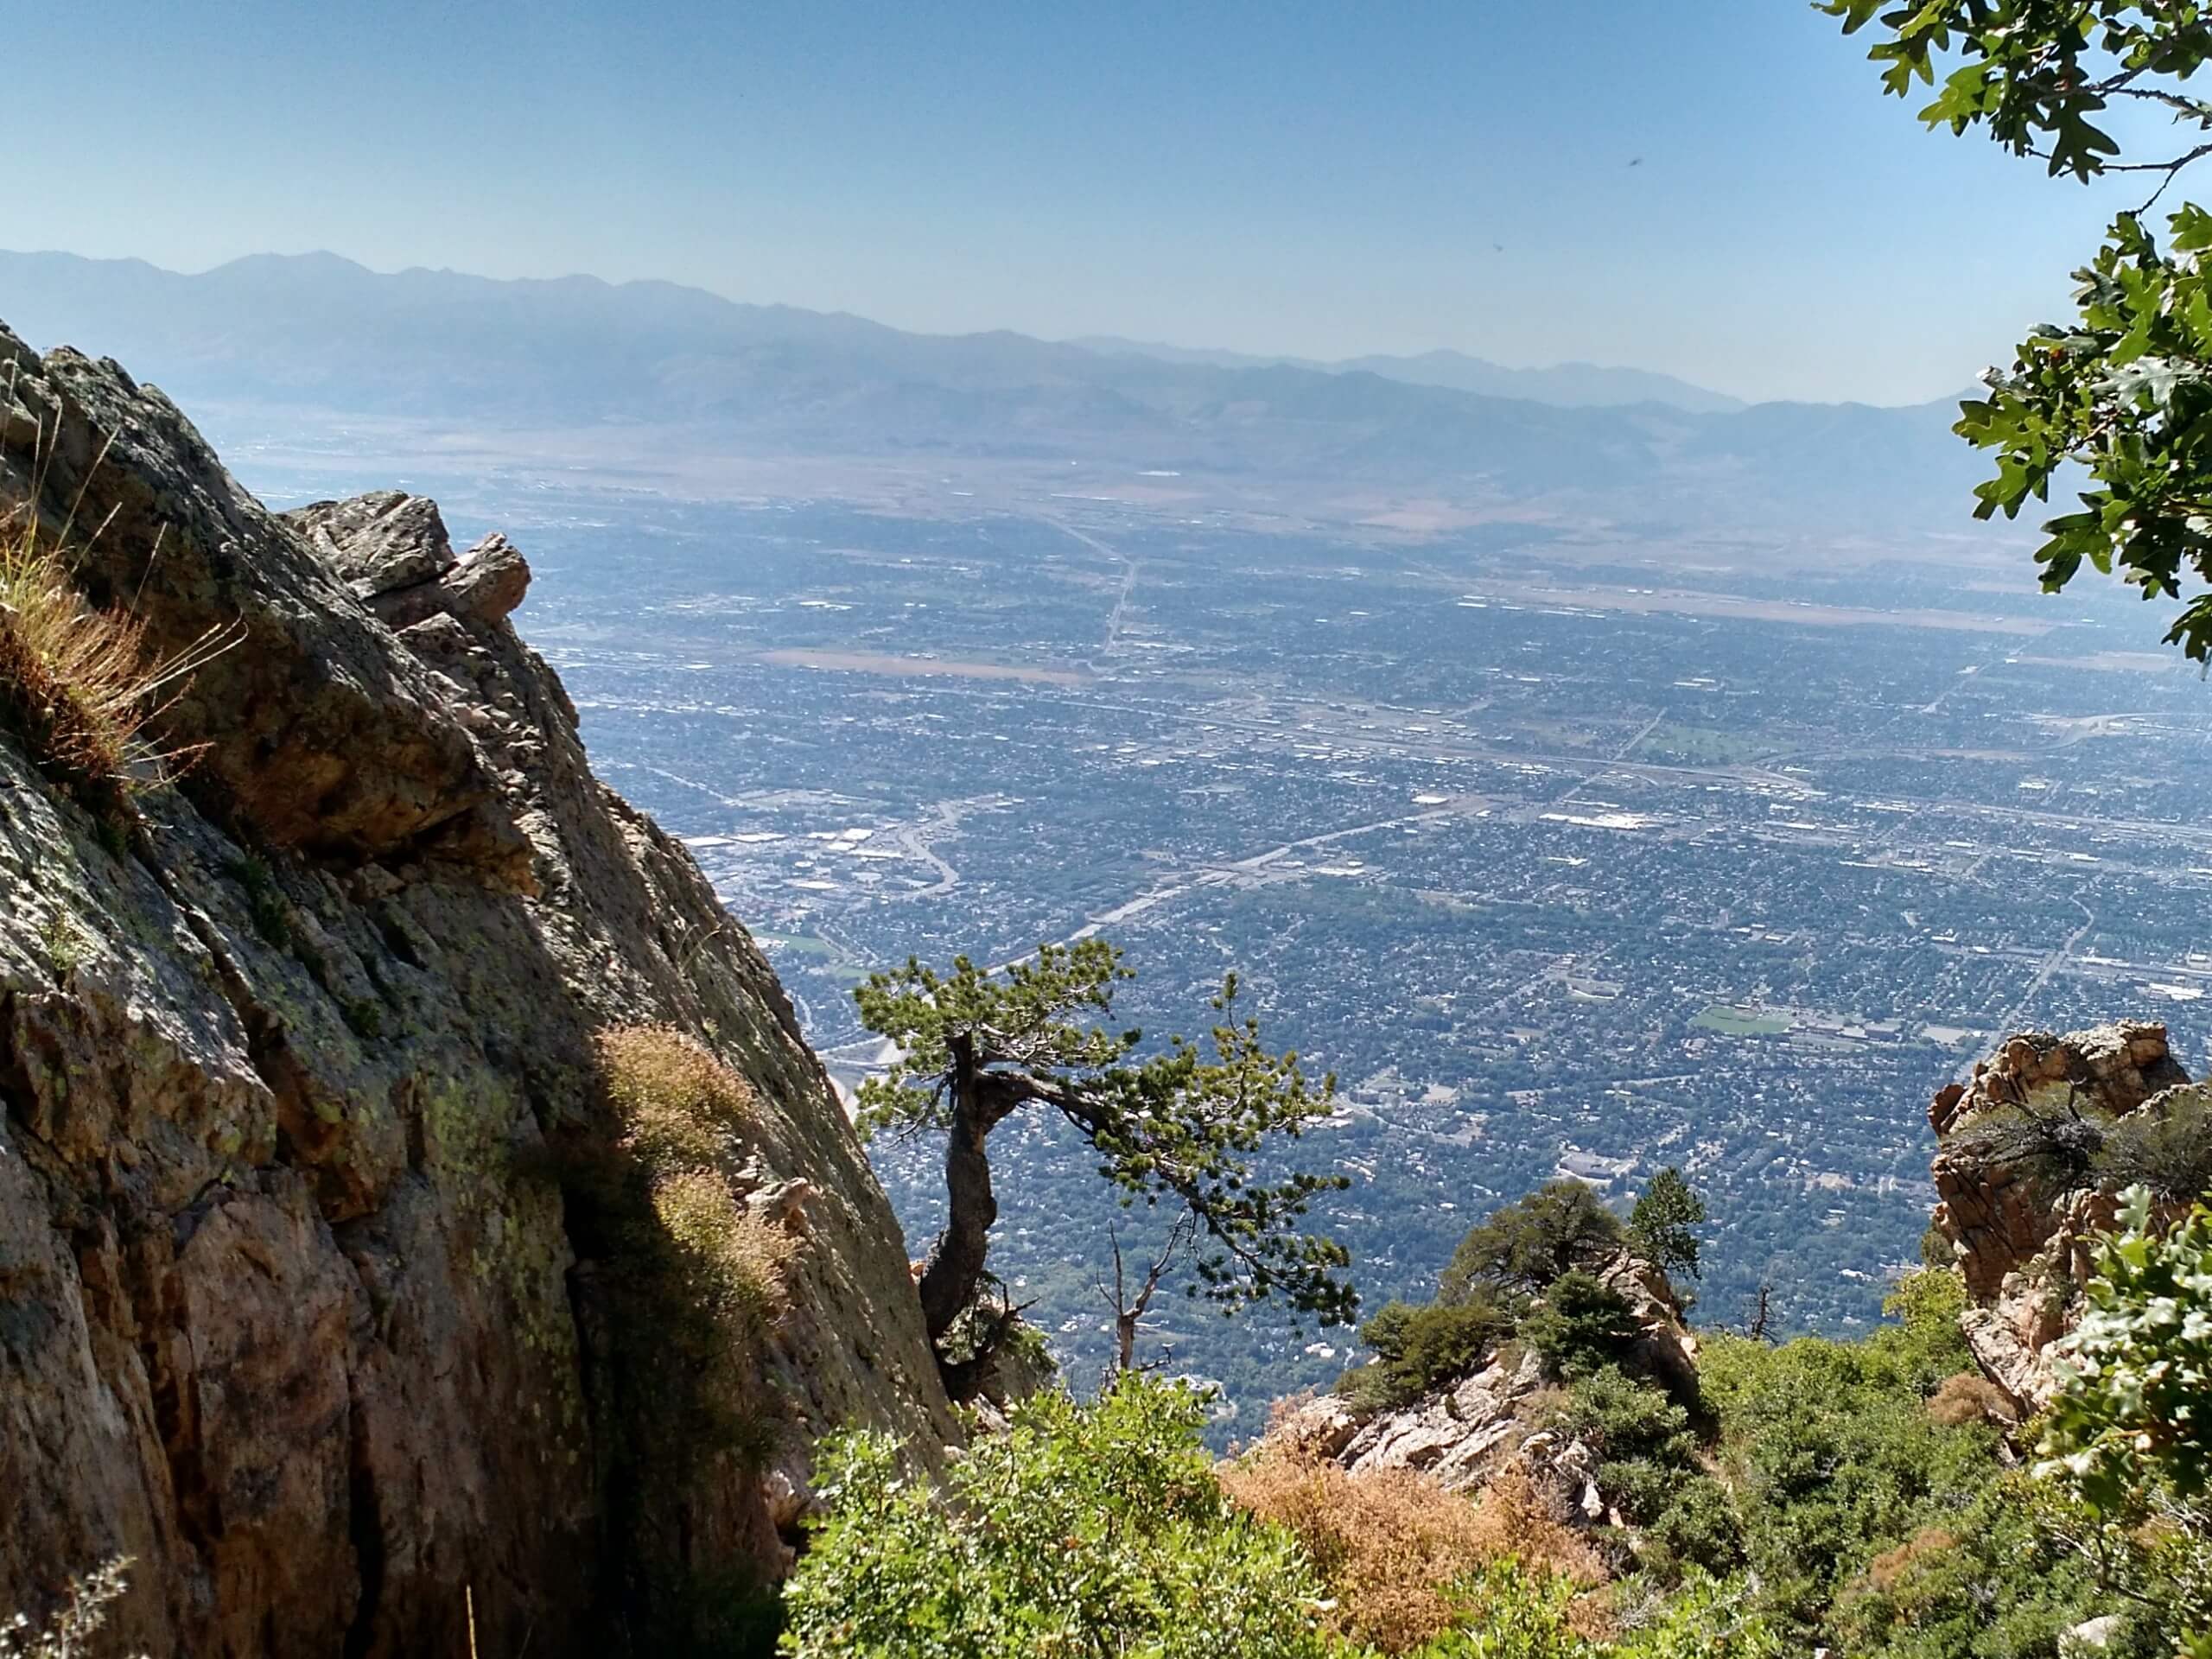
[917, 1070, 995, 1344]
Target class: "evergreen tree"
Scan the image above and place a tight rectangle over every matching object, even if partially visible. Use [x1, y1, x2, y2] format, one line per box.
[854, 941, 1353, 1381]
[1630, 1166, 1707, 1285]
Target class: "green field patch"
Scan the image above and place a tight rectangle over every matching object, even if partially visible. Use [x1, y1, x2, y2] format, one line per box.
[1694, 1004, 1793, 1036]
[1643, 721, 1767, 765]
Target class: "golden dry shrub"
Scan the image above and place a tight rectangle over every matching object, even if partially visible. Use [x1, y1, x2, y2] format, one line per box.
[595, 1023, 758, 1172]
[0, 509, 230, 804]
[1863, 1526, 1961, 1594]
[1467, 1467, 1609, 1586]
[649, 1166, 797, 1335]
[1221, 1445, 1605, 1654]
[1925, 1371, 2016, 1429]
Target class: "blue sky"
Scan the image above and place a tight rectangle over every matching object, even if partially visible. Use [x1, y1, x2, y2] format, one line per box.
[10, 0, 2163, 404]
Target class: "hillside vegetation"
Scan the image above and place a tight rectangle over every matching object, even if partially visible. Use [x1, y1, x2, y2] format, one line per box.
[781, 1170, 2211, 1658]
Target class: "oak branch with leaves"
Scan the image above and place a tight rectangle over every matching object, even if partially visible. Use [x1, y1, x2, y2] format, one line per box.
[1828, 1, 2212, 658]
[853, 940, 1354, 1371]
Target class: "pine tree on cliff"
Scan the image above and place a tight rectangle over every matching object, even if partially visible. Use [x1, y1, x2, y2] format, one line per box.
[1630, 1166, 1707, 1285]
[853, 940, 1355, 1378]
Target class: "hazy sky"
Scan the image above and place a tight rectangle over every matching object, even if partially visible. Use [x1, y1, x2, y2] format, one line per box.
[13, 0, 2163, 404]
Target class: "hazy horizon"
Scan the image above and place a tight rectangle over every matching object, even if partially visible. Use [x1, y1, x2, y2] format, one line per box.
[14, 0, 2160, 408]
[6, 243, 1958, 410]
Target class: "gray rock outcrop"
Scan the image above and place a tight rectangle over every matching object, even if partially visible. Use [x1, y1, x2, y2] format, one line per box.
[1262, 1246, 1696, 1523]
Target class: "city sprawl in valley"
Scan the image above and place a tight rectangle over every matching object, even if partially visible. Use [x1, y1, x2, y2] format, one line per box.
[257, 462, 2204, 1426]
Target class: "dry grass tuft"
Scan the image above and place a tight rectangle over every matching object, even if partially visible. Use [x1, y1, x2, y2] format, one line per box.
[0, 509, 231, 805]
[1221, 1445, 1606, 1653]
[596, 1023, 758, 1170]
[1863, 1526, 1961, 1593]
[594, 1023, 795, 1340]
[1925, 1371, 2016, 1428]
[651, 1166, 796, 1332]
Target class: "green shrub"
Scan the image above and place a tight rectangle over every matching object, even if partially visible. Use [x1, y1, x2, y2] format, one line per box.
[780, 1376, 1340, 1658]
[1693, 1281, 2123, 1657]
[1608, 1571, 1783, 1658]
[1522, 1272, 1640, 1380]
[1409, 1559, 1591, 1658]
[1342, 1294, 1515, 1409]
[1555, 1368, 1742, 1574]
[2035, 1188, 2212, 1649]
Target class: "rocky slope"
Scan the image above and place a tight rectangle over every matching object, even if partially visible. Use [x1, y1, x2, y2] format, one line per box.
[1268, 1020, 2198, 1517]
[1928, 1019, 2202, 1409]
[0, 325, 957, 1656]
[1264, 1249, 1696, 1522]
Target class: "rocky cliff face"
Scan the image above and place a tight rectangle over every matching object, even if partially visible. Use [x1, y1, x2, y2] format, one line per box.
[1928, 1020, 2199, 1410]
[0, 327, 957, 1656]
[1262, 1249, 1695, 1522]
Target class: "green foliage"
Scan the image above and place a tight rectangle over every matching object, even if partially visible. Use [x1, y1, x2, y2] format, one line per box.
[1522, 1272, 1640, 1382]
[1608, 1572, 1783, 1658]
[1823, 1483, 2113, 1659]
[1440, 1181, 1627, 1305]
[1824, 2, 2212, 658]
[2040, 1186, 2212, 1510]
[1696, 1282, 2106, 1653]
[1340, 1294, 1515, 1410]
[1408, 1563, 1782, 1659]
[1408, 1560, 1590, 1659]
[1628, 1168, 1704, 1286]
[779, 1376, 1340, 1658]
[1555, 1367, 1742, 1574]
[1876, 1267, 1974, 1386]
[853, 939, 1138, 1135]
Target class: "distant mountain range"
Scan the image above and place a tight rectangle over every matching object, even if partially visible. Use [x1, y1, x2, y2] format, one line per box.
[1067, 336, 1746, 414]
[0, 250, 1986, 535]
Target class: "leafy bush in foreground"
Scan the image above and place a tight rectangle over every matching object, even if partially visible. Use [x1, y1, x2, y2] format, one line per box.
[780, 1377, 1339, 1658]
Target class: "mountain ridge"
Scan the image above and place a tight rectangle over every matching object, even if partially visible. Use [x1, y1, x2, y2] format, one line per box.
[1068, 334, 1750, 413]
[0, 248, 1982, 537]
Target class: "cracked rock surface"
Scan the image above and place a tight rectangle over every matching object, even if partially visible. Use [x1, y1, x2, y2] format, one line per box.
[1929, 1019, 2197, 1411]
[0, 325, 956, 1656]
